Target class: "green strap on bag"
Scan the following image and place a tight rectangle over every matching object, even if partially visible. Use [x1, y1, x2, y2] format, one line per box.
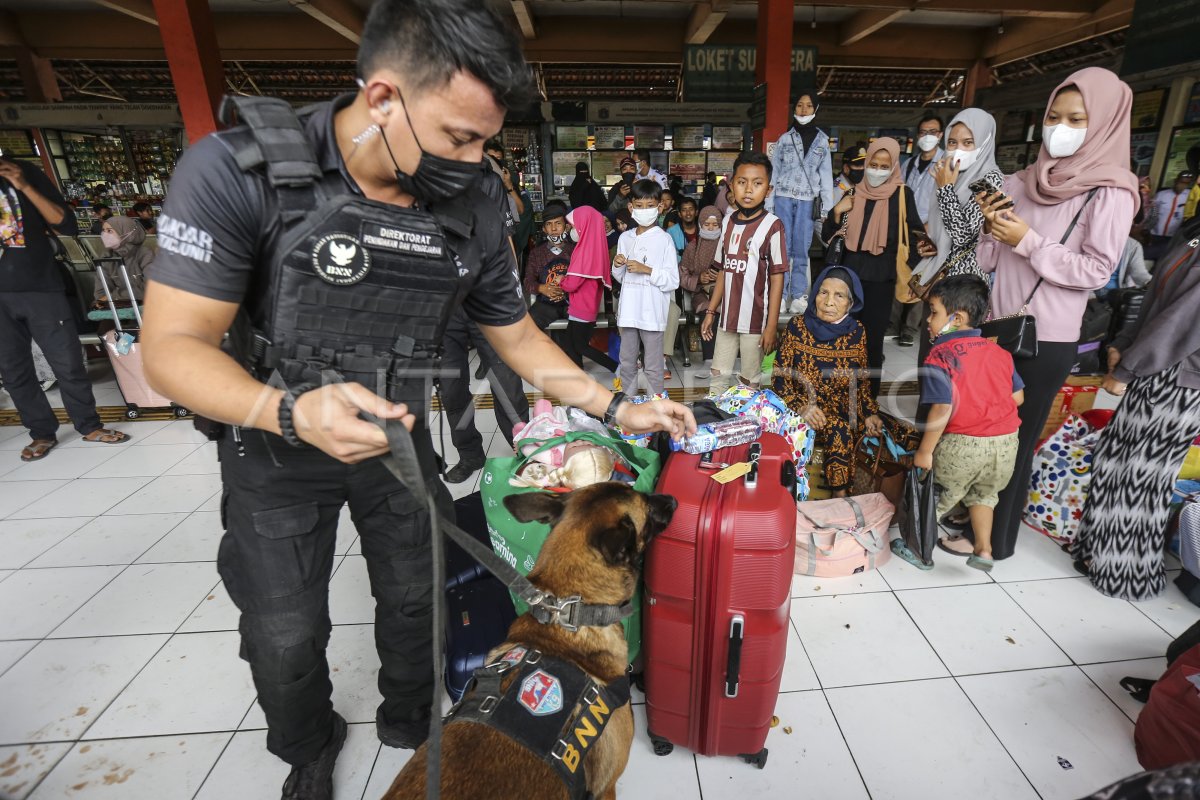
[480, 430, 662, 661]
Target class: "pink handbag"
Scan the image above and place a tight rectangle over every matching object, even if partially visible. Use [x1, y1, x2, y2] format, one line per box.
[795, 494, 895, 577]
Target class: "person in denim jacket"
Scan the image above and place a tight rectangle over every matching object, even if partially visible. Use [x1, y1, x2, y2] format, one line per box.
[768, 91, 833, 316]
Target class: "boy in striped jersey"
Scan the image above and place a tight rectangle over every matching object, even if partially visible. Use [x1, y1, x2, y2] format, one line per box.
[701, 152, 788, 395]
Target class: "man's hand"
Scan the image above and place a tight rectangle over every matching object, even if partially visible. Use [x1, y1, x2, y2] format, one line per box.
[914, 448, 933, 471]
[760, 326, 777, 356]
[615, 398, 697, 439]
[538, 283, 564, 302]
[933, 158, 960, 189]
[0, 161, 29, 192]
[501, 167, 514, 192]
[293, 382, 414, 464]
[701, 313, 716, 341]
[990, 209, 1031, 247]
[1101, 375, 1128, 397]
[916, 238, 938, 258]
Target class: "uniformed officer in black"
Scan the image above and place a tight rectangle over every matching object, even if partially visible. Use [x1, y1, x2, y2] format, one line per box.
[140, 2, 695, 798]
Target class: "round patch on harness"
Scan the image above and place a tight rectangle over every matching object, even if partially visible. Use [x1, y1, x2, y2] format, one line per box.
[518, 669, 564, 717]
[312, 233, 371, 285]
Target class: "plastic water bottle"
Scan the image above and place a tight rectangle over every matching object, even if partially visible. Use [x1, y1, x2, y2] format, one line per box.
[670, 417, 761, 455]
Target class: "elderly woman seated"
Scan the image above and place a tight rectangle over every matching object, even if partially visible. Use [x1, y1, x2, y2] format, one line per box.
[773, 266, 883, 497]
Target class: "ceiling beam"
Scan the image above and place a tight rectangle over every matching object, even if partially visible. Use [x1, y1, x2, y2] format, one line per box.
[982, 0, 1133, 65]
[92, 0, 157, 26]
[839, 9, 909, 46]
[288, 0, 362, 45]
[685, 0, 730, 46]
[830, 0, 1093, 17]
[511, 1, 536, 39]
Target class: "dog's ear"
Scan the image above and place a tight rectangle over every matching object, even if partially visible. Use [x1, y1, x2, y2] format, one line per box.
[590, 514, 640, 568]
[504, 492, 567, 525]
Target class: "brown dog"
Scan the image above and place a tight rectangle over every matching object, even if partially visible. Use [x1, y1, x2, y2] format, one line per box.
[382, 482, 677, 800]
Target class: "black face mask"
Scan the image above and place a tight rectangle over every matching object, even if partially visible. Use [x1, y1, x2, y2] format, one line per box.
[847, 169, 865, 185]
[381, 85, 482, 204]
[622, 172, 635, 185]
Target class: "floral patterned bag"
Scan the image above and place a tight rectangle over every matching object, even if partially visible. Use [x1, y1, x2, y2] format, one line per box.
[1023, 414, 1102, 543]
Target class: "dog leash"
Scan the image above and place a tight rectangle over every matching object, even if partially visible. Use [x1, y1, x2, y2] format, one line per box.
[366, 415, 635, 798]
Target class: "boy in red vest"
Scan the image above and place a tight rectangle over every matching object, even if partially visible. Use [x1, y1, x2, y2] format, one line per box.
[913, 275, 1025, 572]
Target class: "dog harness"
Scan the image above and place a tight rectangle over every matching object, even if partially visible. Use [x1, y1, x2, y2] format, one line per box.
[446, 645, 631, 800]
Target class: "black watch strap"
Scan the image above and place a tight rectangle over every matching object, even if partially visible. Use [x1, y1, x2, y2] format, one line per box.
[278, 383, 317, 448]
[604, 392, 627, 428]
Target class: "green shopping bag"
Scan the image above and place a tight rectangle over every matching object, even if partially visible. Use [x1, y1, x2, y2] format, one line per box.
[479, 430, 662, 662]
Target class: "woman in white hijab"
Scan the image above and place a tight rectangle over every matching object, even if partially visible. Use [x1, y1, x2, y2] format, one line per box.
[911, 108, 1004, 375]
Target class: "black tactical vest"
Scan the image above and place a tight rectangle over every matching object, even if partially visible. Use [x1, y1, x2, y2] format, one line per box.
[219, 96, 481, 423]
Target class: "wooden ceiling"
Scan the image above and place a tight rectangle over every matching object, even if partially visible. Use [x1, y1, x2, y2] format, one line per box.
[0, 0, 1135, 105]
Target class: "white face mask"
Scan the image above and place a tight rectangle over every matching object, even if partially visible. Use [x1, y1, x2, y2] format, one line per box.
[1042, 124, 1087, 159]
[631, 207, 659, 227]
[917, 134, 940, 153]
[947, 148, 979, 171]
[794, 114, 816, 126]
[569, 227, 580, 243]
[699, 227, 721, 241]
[865, 168, 891, 188]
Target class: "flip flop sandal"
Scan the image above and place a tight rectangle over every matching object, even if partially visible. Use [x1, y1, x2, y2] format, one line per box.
[20, 439, 58, 462]
[1119, 677, 1155, 704]
[890, 538, 934, 571]
[82, 429, 131, 445]
[966, 554, 994, 572]
[936, 536, 973, 557]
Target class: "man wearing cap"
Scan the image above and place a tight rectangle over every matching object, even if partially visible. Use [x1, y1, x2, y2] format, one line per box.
[568, 160, 606, 212]
[1149, 170, 1196, 260]
[832, 145, 866, 208]
[607, 157, 637, 214]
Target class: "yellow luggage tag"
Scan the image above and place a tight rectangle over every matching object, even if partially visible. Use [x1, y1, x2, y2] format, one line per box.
[711, 462, 751, 484]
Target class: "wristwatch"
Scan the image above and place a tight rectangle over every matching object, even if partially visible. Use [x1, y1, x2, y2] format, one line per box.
[603, 392, 627, 428]
[278, 383, 317, 448]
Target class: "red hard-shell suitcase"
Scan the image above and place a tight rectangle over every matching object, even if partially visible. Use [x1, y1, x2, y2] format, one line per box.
[643, 432, 797, 768]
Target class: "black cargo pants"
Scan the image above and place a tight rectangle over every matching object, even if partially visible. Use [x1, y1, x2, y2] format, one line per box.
[216, 424, 452, 766]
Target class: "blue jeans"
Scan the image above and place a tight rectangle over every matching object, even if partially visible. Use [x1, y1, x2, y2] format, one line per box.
[774, 195, 816, 300]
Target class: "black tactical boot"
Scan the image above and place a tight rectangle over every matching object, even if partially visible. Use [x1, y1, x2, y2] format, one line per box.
[281, 712, 347, 800]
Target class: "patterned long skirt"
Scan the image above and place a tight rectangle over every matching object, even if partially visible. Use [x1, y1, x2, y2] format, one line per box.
[1073, 365, 1200, 601]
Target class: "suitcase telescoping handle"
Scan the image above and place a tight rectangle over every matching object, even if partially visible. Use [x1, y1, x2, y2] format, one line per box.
[725, 614, 744, 698]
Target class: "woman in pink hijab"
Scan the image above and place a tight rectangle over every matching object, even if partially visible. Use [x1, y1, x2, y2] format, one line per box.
[941, 67, 1138, 563]
[559, 205, 612, 367]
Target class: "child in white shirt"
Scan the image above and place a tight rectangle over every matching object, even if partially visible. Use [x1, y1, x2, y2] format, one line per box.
[612, 178, 680, 396]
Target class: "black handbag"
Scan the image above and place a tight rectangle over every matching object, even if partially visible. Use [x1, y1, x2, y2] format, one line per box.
[898, 468, 939, 568]
[979, 188, 1098, 359]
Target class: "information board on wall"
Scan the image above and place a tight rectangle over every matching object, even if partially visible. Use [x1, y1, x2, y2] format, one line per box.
[1131, 89, 1167, 130]
[711, 126, 743, 150]
[502, 128, 533, 149]
[0, 130, 35, 157]
[552, 151, 589, 188]
[683, 45, 818, 103]
[707, 151, 739, 179]
[593, 125, 627, 150]
[670, 151, 707, 181]
[1186, 84, 1200, 125]
[671, 126, 703, 150]
[1161, 127, 1200, 185]
[591, 151, 629, 182]
[1131, 132, 1159, 177]
[556, 126, 589, 151]
[634, 125, 666, 150]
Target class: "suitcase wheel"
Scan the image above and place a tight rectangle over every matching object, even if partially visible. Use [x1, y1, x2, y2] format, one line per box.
[648, 732, 674, 757]
[174, 406, 191, 418]
[125, 407, 140, 420]
[739, 748, 768, 769]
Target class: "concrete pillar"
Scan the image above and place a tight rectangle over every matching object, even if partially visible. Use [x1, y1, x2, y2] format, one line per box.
[153, 0, 224, 143]
[1150, 75, 1197, 189]
[961, 59, 992, 108]
[753, 0, 793, 151]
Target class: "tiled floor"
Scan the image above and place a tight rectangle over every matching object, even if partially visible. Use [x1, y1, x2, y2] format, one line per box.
[0, 339, 1172, 800]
